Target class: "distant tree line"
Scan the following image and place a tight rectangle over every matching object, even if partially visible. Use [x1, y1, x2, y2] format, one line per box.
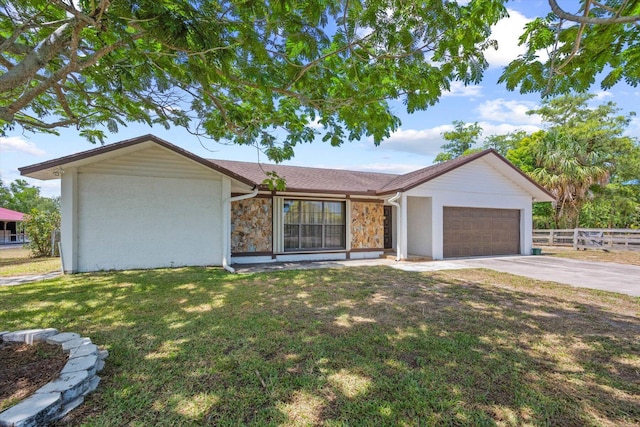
[435, 94, 640, 229]
[0, 179, 59, 214]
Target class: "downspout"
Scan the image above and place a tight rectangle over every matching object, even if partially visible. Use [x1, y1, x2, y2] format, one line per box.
[387, 192, 402, 261]
[223, 186, 259, 273]
[230, 186, 259, 202]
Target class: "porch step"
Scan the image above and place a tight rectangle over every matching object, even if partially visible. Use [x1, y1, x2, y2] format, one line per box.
[406, 255, 433, 262]
[380, 253, 433, 262]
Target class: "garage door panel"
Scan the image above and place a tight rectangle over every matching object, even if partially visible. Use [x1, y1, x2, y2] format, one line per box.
[443, 207, 520, 258]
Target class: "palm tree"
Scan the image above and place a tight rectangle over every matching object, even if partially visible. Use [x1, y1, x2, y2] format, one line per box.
[531, 130, 609, 228]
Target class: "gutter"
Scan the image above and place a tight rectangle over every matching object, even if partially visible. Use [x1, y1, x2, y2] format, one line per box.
[223, 186, 259, 273]
[386, 192, 402, 261]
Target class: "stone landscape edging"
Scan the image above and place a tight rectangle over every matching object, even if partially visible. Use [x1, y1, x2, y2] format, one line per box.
[0, 329, 108, 427]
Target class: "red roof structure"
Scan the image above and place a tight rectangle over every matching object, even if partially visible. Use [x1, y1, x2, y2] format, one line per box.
[0, 207, 25, 222]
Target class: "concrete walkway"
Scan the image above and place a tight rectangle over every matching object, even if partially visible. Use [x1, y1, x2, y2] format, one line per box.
[233, 258, 471, 274]
[0, 271, 62, 286]
[235, 258, 397, 273]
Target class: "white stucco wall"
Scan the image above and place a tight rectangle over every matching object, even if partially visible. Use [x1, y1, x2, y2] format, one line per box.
[58, 145, 227, 272]
[390, 205, 397, 251]
[60, 169, 78, 273]
[406, 196, 432, 257]
[76, 173, 223, 271]
[406, 159, 534, 259]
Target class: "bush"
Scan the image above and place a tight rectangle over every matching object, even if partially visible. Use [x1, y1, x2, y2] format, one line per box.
[23, 208, 61, 257]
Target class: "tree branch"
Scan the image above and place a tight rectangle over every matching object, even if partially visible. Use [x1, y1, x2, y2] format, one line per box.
[0, 22, 75, 93]
[556, 2, 591, 71]
[49, 0, 97, 27]
[13, 113, 78, 130]
[2, 33, 143, 122]
[0, 35, 32, 55]
[548, 0, 640, 24]
[53, 83, 77, 123]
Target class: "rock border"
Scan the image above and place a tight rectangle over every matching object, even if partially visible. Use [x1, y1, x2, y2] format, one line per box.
[0, 329, 108, 427]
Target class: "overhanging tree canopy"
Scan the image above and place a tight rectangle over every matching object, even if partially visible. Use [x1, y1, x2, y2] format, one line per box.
[500, 0, 640, 95]
[1, 1, 639, 160]
[0, 0, 506, 160]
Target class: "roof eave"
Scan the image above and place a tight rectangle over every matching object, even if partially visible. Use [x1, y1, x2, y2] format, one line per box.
[19, 134, 257, 187]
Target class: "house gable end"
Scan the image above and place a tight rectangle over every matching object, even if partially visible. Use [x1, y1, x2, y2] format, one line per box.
[406, 158, 533, 197]
[20, 134, 256, 189]
[384, 151, 554, 202]
[78, 145, 223, 181]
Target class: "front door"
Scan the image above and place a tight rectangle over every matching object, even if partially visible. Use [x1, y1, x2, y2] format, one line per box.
[383, 206, 392, 249]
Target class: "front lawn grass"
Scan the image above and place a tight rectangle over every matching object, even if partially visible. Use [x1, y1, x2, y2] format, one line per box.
[0, 247, 60, 277]
[1, 266, 638, 426]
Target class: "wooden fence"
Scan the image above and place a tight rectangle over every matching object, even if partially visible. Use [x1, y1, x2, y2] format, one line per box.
[533, 228, 640, 251]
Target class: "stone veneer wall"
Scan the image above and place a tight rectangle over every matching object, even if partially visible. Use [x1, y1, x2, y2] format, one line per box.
[351, 201, 384, 249]
[231, 198, 272, 253]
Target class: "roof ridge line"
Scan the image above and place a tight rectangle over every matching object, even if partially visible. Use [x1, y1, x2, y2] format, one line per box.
[208, 158, 403, 178]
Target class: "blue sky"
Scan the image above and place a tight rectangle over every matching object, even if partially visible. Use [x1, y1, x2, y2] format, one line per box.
[1, 0, 639, 198]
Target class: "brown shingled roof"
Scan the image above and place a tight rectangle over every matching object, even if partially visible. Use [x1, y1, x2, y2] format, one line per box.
[208, 159, 398, 195]
[19, 134, 554, 200]
[211, 148, 551, 197]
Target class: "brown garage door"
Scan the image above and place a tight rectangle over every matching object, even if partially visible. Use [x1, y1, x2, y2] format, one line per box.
[443, 207, 520, 258]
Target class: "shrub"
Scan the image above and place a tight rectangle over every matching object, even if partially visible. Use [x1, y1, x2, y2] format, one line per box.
[23, 208, 61, 257]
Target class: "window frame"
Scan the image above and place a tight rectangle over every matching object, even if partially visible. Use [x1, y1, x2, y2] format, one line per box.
[283, 199, 346, 251]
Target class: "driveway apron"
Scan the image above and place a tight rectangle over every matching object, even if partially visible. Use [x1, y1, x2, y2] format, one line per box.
[456, 256, 640, 297]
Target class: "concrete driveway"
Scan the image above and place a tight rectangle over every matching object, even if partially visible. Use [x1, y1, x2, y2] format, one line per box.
[454, 255, 640, 297]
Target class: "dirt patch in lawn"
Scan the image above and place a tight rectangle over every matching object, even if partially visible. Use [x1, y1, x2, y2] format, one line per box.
[0, 341, 68, 411]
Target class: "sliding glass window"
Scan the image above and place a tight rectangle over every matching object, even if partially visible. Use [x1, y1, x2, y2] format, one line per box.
[283, 200, 346, 251]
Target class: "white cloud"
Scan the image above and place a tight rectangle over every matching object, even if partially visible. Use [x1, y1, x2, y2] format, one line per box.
[355, 25, 374, 39]
[485, 9, 548, 68]
[375, 120, 541, 157]
[593, 91, 613, 100]
[308, 117, 323, 129]
[627, 116, 640, 139]
[0, 169, 59, 198]
[30, 179, 60, 198]
[0, 136, 46, 156]
[377, 125, 454, 156]
[442, 81, 483, 98]
[477, 98, 541, 125]
[477, 121, 541, 139]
